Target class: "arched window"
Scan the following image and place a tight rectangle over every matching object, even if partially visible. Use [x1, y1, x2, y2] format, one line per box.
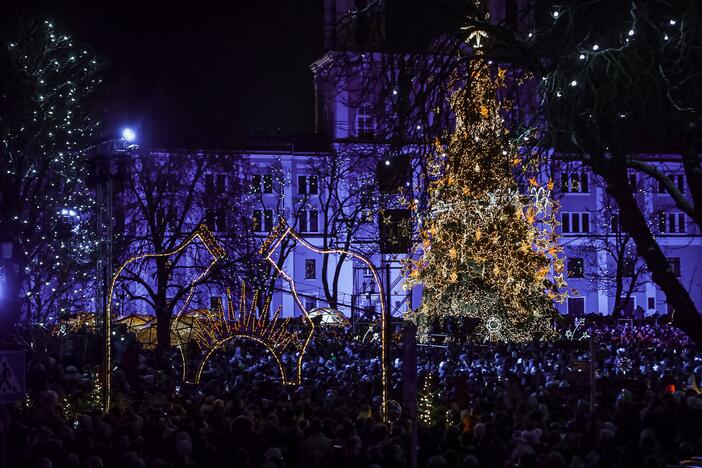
[356, 103, 375, 138]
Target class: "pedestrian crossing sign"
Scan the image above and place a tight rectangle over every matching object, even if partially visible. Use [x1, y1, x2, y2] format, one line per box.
[0, 351, 25, 403]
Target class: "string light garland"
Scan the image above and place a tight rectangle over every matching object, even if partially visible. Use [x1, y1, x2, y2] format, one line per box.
[406, 60, 567, 342]
[419, 373, 437, 426]
[2, 20, 101, 325]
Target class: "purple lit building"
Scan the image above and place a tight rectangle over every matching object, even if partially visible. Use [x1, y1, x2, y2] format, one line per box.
[106, 0, 700, 323]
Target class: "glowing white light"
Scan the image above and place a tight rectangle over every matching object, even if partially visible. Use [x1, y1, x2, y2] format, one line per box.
[664, 34, 669, 40]
[570, 80, 577, 86]
[669, 19, 676, 25]
[121, 128, 136, 142]
[392, 89, 398, 95]
[592, 44, 599, 51]
[385, 160, 391, 166]
[579, 54, 585, 60]
[552, 11, 559, 18]
[628, 29, 634, 36]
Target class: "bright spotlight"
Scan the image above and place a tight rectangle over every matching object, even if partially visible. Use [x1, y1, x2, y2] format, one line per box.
[121, 128, 136, 142]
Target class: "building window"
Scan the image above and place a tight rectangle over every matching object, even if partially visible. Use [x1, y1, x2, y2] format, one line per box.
[304, 296, 317, 311]
[567, 257, 584, 278]
[561, 212, 590, 234]
[251, 174, 273, 194]
[567, 297, 585, 316]
[658, 212, 686, 234]
[205, 174, 227, 193]
[216, 174, 226, 192]
[206, 208, 227, 231]
[253, 209, 273, 232]
[560, 170, 589, 193]
[299, 209, 319, 233]
[618, 297, 635, 316]
[647, 297, 655, 309]
[210, 296, 221, 311]
[356, 103, 375, 138]
[658, 174, 685, 194]
[667, 257, 681, 277]
[305, 259, 316, 279]
[298, 175, 318, 195]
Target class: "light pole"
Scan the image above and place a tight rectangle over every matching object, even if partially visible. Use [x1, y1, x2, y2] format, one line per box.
[86, 128, 138, 411]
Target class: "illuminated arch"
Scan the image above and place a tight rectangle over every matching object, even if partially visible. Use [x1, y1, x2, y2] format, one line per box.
[176, 283, 306, 385]
[105, 224, 225, 411]
[260, 219, 389, 412]
[194, 334, 286, 384]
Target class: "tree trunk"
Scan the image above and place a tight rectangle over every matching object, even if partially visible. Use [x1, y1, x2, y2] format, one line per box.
[155, 258, 171, 352]
[594, 157, 702, 346]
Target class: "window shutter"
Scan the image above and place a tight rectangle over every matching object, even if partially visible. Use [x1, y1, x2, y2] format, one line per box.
[669, 213, 676, 233]
[678, 213, 686, 233]
[251, 175, 262, 193]
[582, 213, 590, 233]
[263, 174, 273, 193]
[309, 176, 318, 194]
[298, 175, 307, 194]
[581, 172, 589, 193]
[264, 210, 273, 232]
[299, 210, 307, 232]
[572, 214, 581, 233]
[309, 210, 319, 232]
[561, 213, 570, 233]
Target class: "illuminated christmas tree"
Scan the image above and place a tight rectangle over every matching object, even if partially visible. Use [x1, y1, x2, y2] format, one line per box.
[408, 61, 566, 342]
[0, 20, 101, 329]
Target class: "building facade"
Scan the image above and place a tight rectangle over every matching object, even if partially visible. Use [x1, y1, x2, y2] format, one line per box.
[108, 0, 701, 323]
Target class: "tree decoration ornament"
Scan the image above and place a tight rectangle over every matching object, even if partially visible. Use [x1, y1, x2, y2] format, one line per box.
[406, 60, 567, 342]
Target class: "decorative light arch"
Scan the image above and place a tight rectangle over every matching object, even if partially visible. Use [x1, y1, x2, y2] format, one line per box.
[260, 219, 390, 414]
[104, 224, 225, 411]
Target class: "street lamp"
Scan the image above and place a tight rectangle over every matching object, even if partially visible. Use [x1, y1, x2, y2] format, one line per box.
[121, 127, 136, 143]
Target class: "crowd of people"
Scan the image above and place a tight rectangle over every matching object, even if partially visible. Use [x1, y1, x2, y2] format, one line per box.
[4, 317, 702, 468]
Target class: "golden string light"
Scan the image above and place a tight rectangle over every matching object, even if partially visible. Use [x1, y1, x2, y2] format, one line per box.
[175, 283, 308, 385]
[406, 60, 567, 342]
[261, 219, 390, 418]
[104, 224, 224, 411]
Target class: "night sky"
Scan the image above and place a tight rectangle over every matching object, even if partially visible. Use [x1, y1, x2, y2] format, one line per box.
[6, 1, 324, 148]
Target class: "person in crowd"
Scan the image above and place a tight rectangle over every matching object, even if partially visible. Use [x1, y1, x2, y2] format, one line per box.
[5, 318, 701, 467]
